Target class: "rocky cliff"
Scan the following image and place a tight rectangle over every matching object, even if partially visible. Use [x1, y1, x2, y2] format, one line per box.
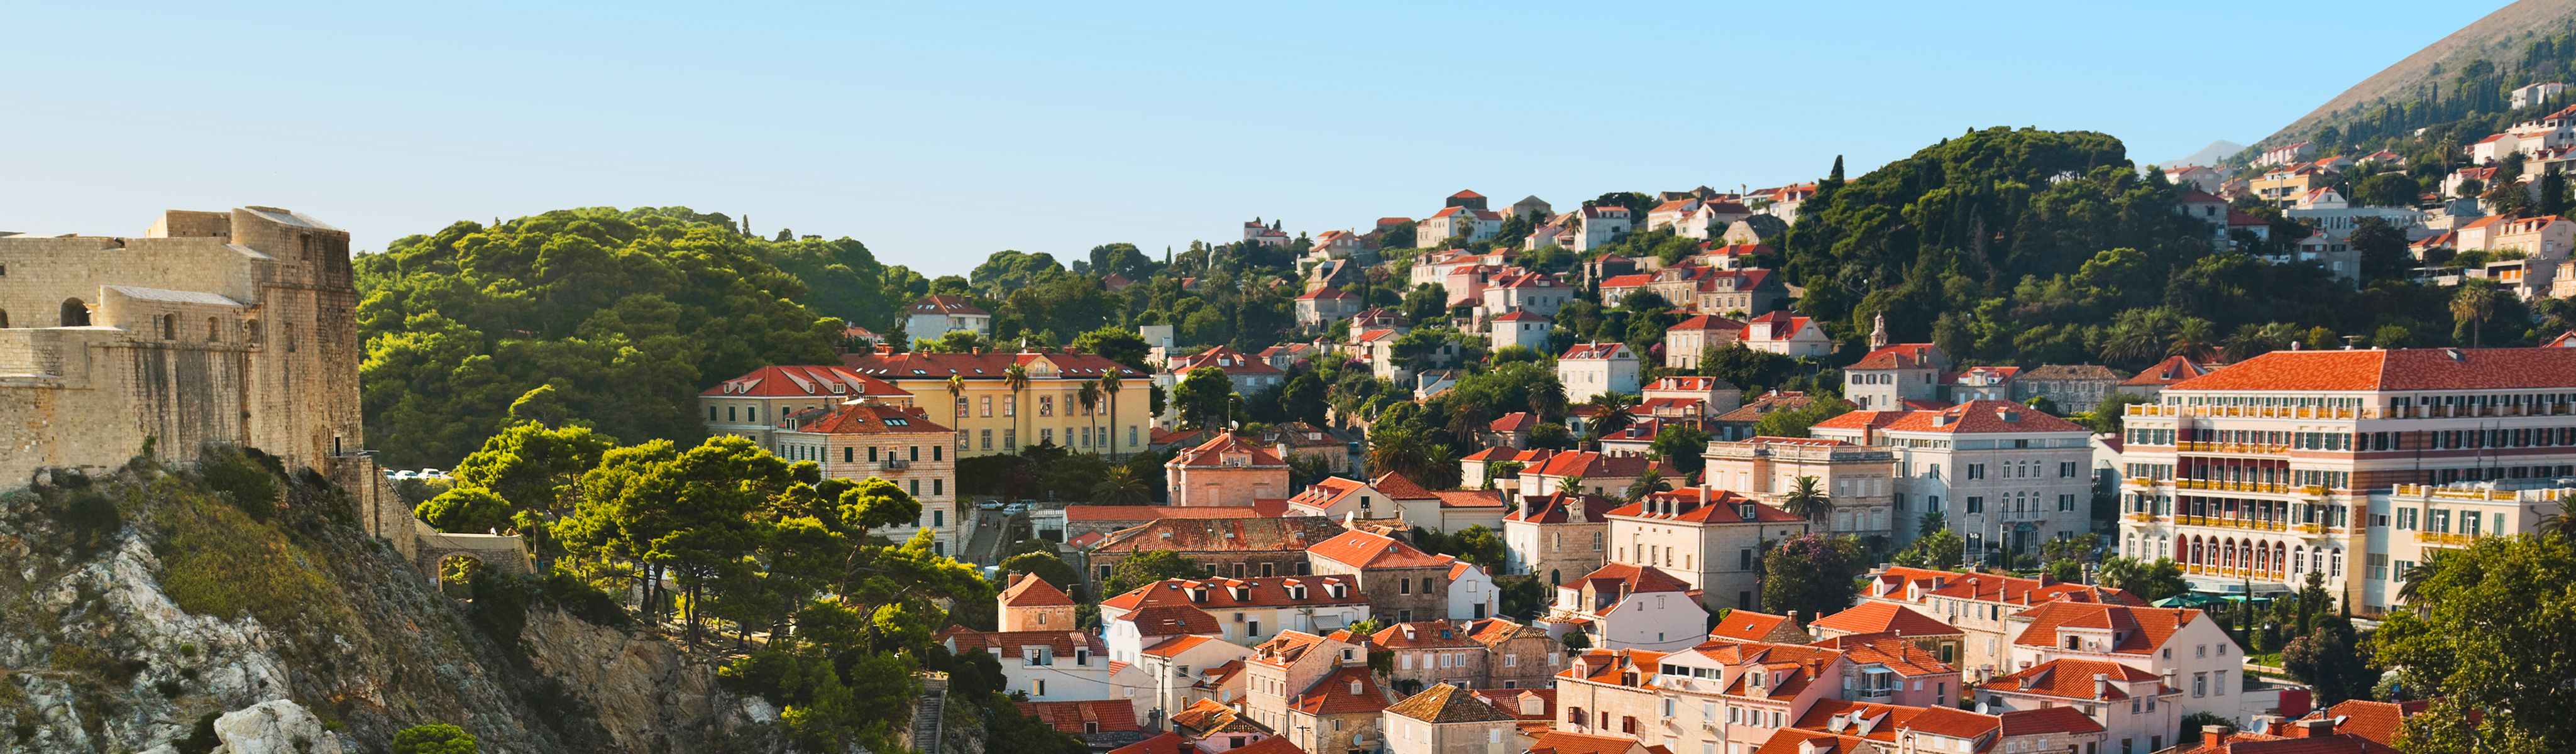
[0, 454, 785, 753]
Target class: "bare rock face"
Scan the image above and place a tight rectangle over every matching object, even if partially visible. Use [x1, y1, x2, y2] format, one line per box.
[519, 607, 785, 753]
[207, 699, 346, 754]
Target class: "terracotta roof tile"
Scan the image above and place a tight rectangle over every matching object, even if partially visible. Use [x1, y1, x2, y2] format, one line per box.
[1089, 517, 1344, 555]
[2169, 347, 2576, 391]
[1307, 529, 1451, 569]
[1000, 572, 1077, 607]
[1290, 665, 1393, 715]
[1016, 700, 1140, 735]
[1809, 603, 1961, 638]
[1101, 574, 1366, 612]
[1386, 683, 1516, 723]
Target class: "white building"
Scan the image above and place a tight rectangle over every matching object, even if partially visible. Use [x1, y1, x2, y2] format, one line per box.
[1556, 342, 1639, 405]
[1573, 205, 1632, 253]
[2004, 601, 2252, 726]
[1533, 562, 1709, 652]
[1812, 401, 2096, 564]
[905, 295, 992, 341]
[1979, 658, 2181, 754]
[1489, 310, 1552, 354]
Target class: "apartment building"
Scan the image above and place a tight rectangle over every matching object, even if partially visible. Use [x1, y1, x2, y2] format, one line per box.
[1559, 342, 1641, 405]
[2113, 346, 2576, 614]
[1534, 563, 1709, 652]
[1816, 402, 2097, 563]
[1098, 574, 1372, 650]
[2003, 601, 2251, 726]
[1502, 491, 1617, 585]
[1700, 436, 1898, 543]
[837, 347, 1153, 458]
[1858, 566, 2142, 680]
[1602, 489, 1812, 612]
[771, 400, 963, 556]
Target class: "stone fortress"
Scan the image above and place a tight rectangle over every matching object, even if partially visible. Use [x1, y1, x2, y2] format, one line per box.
[0, 207, 522, 574]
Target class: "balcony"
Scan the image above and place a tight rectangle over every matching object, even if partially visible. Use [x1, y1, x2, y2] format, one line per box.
[2174, 478, 2297, 496]
[881, 459, 911, 471]
[2415, 531, 2482, 546]
[2171, 515, 2286, 532]
[2176, 441, 2291, 456]
[2127, 513, 2159, 523]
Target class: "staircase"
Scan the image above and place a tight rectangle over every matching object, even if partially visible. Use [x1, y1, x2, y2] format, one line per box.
[910, 672, 950, 754]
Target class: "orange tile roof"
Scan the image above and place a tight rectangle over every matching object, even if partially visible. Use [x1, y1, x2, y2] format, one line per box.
[840, 349, 1142, 380]
[1849, 343, 1942, 371]
[1432, 489, 1505, 508]
[1810, 603, 1960, 638]
[1000, 572, 1077, 607]
[1016, 700, 1140, 734]
[2011, 601, 2204, 655]
[1504, 491, 1619, 524]
[1140, 633, 1224, 658]
[1290, 665, 1392, 715]
[1371, 621, 1480, 649]
[1529, 731, 1649, 754]
[1088, 517, 1345, 555]
[1707, 609, 1797, 642]
[1984, 658, 2166, 701]
[1106, 733, 1192, 754]
[1998, 706, 2104, 736]
[1125, 606, 1223, 637]
[1307, 529, 1451, 569]
[788, 403, 952, 435]
[1879, 400, 2087, 434]
[1816, 635, 1953, 677]
[1060, 505, 1277, 523]
[2168, 346, 2576, 391]
[937, 627, 1105, 656]
[2289, 699, 2433, 746]
[1370, 472, 1439, 500]
[1385, 682, 1517, 723]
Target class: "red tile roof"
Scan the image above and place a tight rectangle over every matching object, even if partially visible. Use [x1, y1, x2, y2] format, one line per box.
[2168, 346, 2576, 391]
[1504, 491, 1619, 524]
[937, 627, 1106, 657]
[1849, 343, 1942, 371]
[1575, 562, 1695, 594]
[1100, 574, 1367, 612]
[1168, 346, 1285, 376]
[1227, 736, 1308, 754]
[2288, 699, 2432, 746]
[1296, 287, 1356, 301]
[703, 364, 918, 398]
[1489, 412, 1540, 433]
[790, 403, 952, 435]
[1810, 602, 1961, 638]
[1125, 606, 1224, 637]
[1880, 400, 2088, 434]
[1372, 621, 1482, 650]
[1140, 633, 1225, 657]
[1169, 431, 1290, 467]
[1491, 310, 1551, 322]
[1810, 410, 1905, 432]
[1106, 733, 1191, 754]
[1560, 342, 1633, 361]
[1088, 517, 1346, 555]
[1874, 567, 2143, 607]
[1001, 572, 1077, 607]
[1060, 505, 1280, 523]
[1605, 489, 1803, 525]
[840, 349, 1143, 380]
[1529, 451, 1665, 480]
[1432, 489, 1506, 509]
[1817, 635, 1954, 677]
[1528, 731, 1650, 754]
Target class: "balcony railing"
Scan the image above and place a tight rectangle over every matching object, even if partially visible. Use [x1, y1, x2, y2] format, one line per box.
[2390, 484, 2572, 503]
[2416, 531, 2482, 546]
[2127, 513, 2159, 523]
[881, 459, 911, 470]
[2176, 441, 2292, 456]
[2171, 515, 2287, 532]
[2173, 478, 2298, 495]
[2125, 402, 2573, 420]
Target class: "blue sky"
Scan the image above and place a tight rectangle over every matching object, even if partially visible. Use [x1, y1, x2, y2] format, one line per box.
[1, 1, 2513, 276]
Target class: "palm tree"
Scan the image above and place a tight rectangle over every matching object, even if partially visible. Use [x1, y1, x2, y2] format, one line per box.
[1622, 469, 1670, 503]
[1098, 374, 1125, 460]
[1093, 466, 1150, 505]
[1587, 392, 1639, 437]
[1367, 426, 1434, 484]
[1003, 363, 1032, 452]
[2168, 317, 2216, 359]
[2094, 556, 2142, 590]
[2540, 511, 2576, 540]
[2396, 555, 2444, 608]
[946, 374, 967, 422]
[1079, 381, 1102, 454]
[1782, 475, 1832, 530]
[2451, 280, 2503, 347]
[2100, 309, 2170, 365]
[1529, 379, 1569, 420]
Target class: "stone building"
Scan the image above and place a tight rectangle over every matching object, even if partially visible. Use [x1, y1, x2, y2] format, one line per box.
[1700, 435, 1898, 544]
[2014, 364, 2124, 410]
[1381, 684, 1518, 754]
[1243, 631, 1382, 754]
[1500, 491, 1616, 585]
[699, 364, 918, 449]
[0, 208, 472, 568]
[1083, 516, 1346, 594]
[999, 572, 1080, 631]
[834, 347, 1152, 459]
[1461, 618, 1563, 690]
[1167, 432, 1293, 506]
[1366, 621, 1489, 694]
[1602, 489, 1811, 612]
[1306, 529, 1456, 623]
[2, 207, 362, 491]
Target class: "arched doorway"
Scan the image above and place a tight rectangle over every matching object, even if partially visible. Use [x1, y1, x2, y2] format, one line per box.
[59, 298, 89, 326]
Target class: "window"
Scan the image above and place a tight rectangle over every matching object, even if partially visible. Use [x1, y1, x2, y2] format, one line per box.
[1968, 463, 1985, 480]
[1967, 496, 1984, 514]
[981, 396, 993, 417]
[1005, 396, 1017, 417]
[956, 397, 969, 418]
[981, 429, 994, 450]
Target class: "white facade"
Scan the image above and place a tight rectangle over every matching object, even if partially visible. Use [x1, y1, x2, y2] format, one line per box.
[1557, 342, 1639, 405]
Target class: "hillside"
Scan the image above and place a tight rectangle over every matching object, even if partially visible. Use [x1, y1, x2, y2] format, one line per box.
[2260, 0, 2576, 151]
[0, 451, 784, 753]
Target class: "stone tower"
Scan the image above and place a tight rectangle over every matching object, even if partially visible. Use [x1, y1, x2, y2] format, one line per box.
[1869, 312, 1890, 351]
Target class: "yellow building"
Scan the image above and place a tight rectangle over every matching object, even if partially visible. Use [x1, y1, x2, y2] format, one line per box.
[837, 347, 1154, 459]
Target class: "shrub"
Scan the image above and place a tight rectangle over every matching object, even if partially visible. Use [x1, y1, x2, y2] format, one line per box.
[392, 723, 478, 754]
[172, 713, 221, 754]
[197, 449, 280, 522]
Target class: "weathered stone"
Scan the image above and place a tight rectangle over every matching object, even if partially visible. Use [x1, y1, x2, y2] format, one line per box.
[209, 699, 345, 754]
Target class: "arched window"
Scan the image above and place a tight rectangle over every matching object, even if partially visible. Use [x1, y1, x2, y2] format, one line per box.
[245, 319, 261, 346]
[285, 322, 297, 352]
[60, 298, 89, 327]
[207, 317, 220, 341]
[159, 314, 175, 340]
[0, 309, 9, 328]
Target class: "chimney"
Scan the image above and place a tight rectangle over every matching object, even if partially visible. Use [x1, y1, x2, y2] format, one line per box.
[2203, 724, 2232, 740]
[1785, 609, 1799, 626]
[2299, 718, 2335, 735]
[2093, 672, 2110, 700]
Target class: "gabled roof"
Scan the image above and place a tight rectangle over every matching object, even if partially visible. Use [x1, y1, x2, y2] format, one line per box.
[1307, 529, 1451, 569]
[1849, 343, 1942, 371]
[1169, 346, 1286, 376]
[840, 349, 1143, 380]
[937, 627, 1106, 656]
[1369, 471, 1438, 500]
[2166, 347, 2576, 392]
[1874, 566, 2144, 607]
[1984, 658, 2166, 701]
[1488, 412, 1540, 433]
[1290, 665, 1392, 715]
[1386, 683, 1516, 723]
[1089, 517, 1346, 556]
[1528, 451, 1665, 480]
[1668, 314, 1746, 332]
[1605, 489, 1803, 525]
[2022, 364, 2123, 381]
[1169, 431, 1290, 468]
[1880, 400, 2088, 435]
[790, 403, 952, 435]
[1809, 602, 1960, 638]
[1001, 572, 1077, 608]
[703, 365, 916, 398]
[1529, 731, 1656, 754]
[2123, 354, 2211, 386]
[2011, 601, 2205, 655]
[1504, 491, 1619, 524]
[1814, 635, 1954, 677]
[1490, 310, 1551, 322]
[1432, 489, 1505, 509]
[1296, 287, 1356, 301]
[2288, 699, 2434, 746]
[1060, 504, 1283, 523]
[1101, 574, 1369, 612]
[1125, 606, 1225, 638]
[1998, 706, 2104, 736]
[1106, 733, 1191, 754]
[1016, 700, 1140, 735]
[1575, 562, 1695, 594]
[1707, 609, 1798, 643]
[911, 295, 990, 316]
[1560, 342, 1634, 361]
